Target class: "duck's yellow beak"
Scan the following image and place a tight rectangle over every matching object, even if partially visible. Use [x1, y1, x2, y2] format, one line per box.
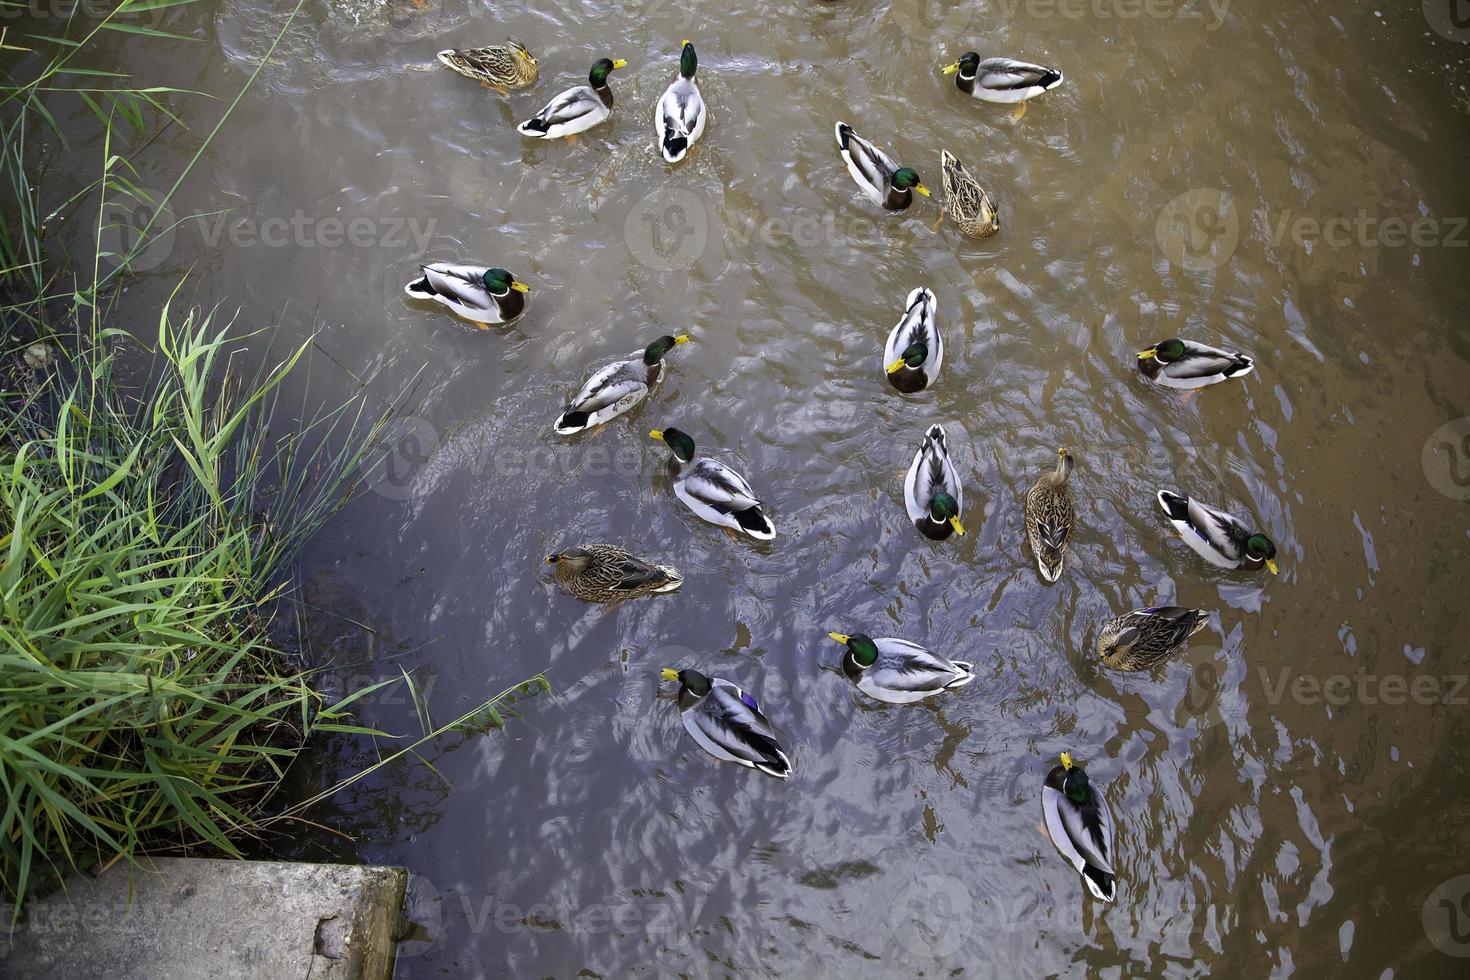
[680, 39, 691, 47]
[941, 62, 961, 75]
[674, 335, 691, 345]
[1137, 347, 1157, 360]
[914, 184, 932, 198]
[885, 357, 906, 374]
[649, 429, 665, 441]
[949, 517, 966, 535]
[660, 667, 679, 681]
[510, 280, 531, 293]
[1060, 752, 1073, 770]
[827, 632, 850, 644]
[1266, 559, 1279, 575]
[612, 58, 628, 69]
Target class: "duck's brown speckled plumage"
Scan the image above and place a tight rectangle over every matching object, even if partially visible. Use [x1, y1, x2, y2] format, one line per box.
[1024, 449, 1075, 582]
[547, 544, 682, 603]
[437, 38, 539, 91]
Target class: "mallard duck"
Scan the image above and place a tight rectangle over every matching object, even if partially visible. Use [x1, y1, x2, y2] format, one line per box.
[1156, 490, 1278, 574]
[517, 57, 627, 140]
[1042, 752, 1117, 902]
[403, 264, 529, 327]
[942, 53, 1063, 117]
[904, 423, 965, 541]
[1097, 607, 1211, 672]
[546, 544, 682, 603]
[1137, 338, 1255, 390]
[834, 122, 931, 211]
[650, 427, 775, 540]
[659, 668, 792, 778]
[554, 334, 689, 436]
[436, 38, 538, 93]
[1024, 448, 1075, 583]
[655, 41, 706, 163]
[827, 631, 974, 704]
[938, 149, 1000, 239]
[883, 287, 942, 393]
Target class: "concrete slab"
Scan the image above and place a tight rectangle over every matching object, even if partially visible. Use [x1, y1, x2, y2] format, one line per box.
[0, 858, 406, 980]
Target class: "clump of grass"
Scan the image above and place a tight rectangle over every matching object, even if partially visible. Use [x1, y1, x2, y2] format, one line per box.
[0, 1, 549, 913]
[0, 302, 374, 904]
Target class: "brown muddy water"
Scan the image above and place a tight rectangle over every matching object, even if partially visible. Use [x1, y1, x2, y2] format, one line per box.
[29, 0, 1470, 974]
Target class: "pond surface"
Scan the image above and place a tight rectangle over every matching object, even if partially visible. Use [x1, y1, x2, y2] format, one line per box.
[49, 0, 1470, 974]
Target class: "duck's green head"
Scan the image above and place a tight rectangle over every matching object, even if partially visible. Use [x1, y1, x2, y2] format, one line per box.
[892, 168, 931, 198]
[929, 491, 965, 535]
[589, 57, 628, 87]
[661, 666, 711, 696]
[828, 631, 879, 668]
[643, 334, 690, 365]
[679, 40, 697, 79]
[1060, 752, 1090, 804]
[1246, 534, 1279, 574]
[1138, 337, 1186, 363]
[649, 426, 696, 462]
[482, 267, 530, 296]
[942, 52, 981, 77]
[886, 341, 929, 374]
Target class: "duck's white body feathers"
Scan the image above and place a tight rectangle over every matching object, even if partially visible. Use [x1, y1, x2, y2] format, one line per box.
[960, 58, 1064, 104]
[672, 457, 775, 540]
[679, 678, 791, 778]
[883, 287, 943, 392]
[655, 76, 706, 163]
[518, 85, 611, 139]
[904, 424, 963, 531]
[1042, 777, 1117, 901]
[850, 638, 975, 705]
[403, 263, 525, 325]
[555, 350, 663, 435]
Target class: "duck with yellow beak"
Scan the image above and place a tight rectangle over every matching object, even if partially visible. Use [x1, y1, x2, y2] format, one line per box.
[834, 121, 931, 211]
[1042, 752, 1117, 902]
[883, 286, 942, 393]
[554, 334, 690, 435]
[941, 52, 1063, 121]
[904, 423, 966, 541]
[403, 264, 530, 327]
[518, 56, 628, 139]
[649, 427, 775, 540]
[1156, 489, 1279, 575]
[658, 667, 792, 779]
[827, 631, 974, 704]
